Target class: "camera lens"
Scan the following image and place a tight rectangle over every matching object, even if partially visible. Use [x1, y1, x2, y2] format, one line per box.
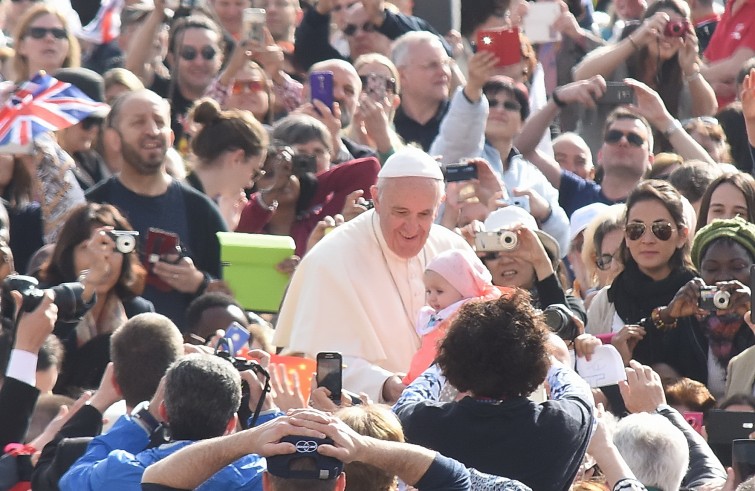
[499, 231, 518, 251]
[116, 235, 136, 254]
[713, 290, 731, 309]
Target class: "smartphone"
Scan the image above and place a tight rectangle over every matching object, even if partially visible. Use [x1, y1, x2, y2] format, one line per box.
[444, 163, 478, 182]
[475, 27, 521, 67]
[226, 321, 250, 354]
[683, 411, 704, 434]
[291, 153, 317, 175]
[144, 228, 182, 291]
[316, 352, 342, 402]
[309, 71, 334, 112]
[243, 8, 266, 44]
[363, 73, 388, 101]
[598, 82, 635, 105]
[733, 439, 755, 485]
[749, 264, 755, 304]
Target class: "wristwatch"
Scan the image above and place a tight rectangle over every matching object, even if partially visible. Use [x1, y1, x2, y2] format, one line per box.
[131, 401, 161, 436]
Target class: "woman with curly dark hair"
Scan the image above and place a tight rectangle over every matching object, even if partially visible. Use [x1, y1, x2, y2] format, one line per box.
[393, 291, 593, 491]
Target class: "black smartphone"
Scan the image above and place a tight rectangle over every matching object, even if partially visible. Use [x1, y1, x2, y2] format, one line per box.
[733, 439, 755, 485]
[444, 163, 478, 182]
[598, 82, 635, 105]
[291, 154, 317, 175]
[316, 352, 342, 402]
[750, 265, 755, 304]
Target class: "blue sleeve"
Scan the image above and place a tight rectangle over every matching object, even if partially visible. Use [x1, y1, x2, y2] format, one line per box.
[247, 409, 284, 428]
[393, 364, 445, 414]
[59, 415, 150, 491]
[414, 454, 470, 491]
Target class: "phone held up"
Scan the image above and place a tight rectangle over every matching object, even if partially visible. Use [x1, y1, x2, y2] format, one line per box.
[316, 352, 343, 402]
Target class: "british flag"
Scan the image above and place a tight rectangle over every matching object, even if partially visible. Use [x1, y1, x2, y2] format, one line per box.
[0, 72, 109, 153]
[78, 0, 124, 45]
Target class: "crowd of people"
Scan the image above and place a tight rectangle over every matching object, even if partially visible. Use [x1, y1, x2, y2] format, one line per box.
[0, 0, 755, 489]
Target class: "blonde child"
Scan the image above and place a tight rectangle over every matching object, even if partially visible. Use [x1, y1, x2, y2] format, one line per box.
[403, 249, 502, 384]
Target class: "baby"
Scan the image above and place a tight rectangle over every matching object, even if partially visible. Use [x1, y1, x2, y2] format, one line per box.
[403, 249, 501, 384]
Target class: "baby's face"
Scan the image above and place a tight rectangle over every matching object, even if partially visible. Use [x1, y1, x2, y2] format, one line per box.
[423, 270, 464, 312]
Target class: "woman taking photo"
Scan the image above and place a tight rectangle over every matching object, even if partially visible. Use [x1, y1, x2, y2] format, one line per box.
[13, 4, 80, 82]
[586, 180, 697, 360]
[41, 203, 153, 395]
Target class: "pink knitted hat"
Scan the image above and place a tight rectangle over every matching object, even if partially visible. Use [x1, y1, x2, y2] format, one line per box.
[426, 249, 496, 299]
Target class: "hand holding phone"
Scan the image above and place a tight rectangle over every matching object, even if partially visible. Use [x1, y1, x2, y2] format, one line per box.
[316, 352, 342, 402]
[243, 8, 266, 44]
[475, 28, 521, 67]
[310, 71, 334, 112]
[144, 228, 182, 292]
[598, 82, 635, 105]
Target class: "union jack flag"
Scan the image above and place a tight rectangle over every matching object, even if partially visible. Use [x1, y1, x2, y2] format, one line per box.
[78, 0, 124, 45]
[0, 72, 109, 154]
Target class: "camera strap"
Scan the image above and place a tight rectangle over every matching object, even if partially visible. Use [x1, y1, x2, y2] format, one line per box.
[213, 338, 271, 428]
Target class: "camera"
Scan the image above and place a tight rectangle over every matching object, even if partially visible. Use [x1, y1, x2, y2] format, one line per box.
[664, 19, 689, 37]
[291, 154, 317, 176]
[699, 286, 731, 311]
[542, 304, 581, 341]
[444, 163, 478, 183]
[1, 275, 87, 324]
[107, 230, 139, 254]
[475, 230, 518, 252]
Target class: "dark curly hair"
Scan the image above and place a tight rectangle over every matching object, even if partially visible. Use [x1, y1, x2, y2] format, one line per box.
[436, 291, 549, 399]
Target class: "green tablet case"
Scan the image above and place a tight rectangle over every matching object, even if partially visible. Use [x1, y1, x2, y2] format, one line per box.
[217, 232, 295, 313]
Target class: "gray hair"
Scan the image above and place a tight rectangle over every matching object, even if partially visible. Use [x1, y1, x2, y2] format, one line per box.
[391, 31, 444, 68]
[614, 413, 689, 491]
[272, 114, 333, 153]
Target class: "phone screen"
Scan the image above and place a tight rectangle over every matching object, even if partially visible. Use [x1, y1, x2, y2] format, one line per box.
[317, 353, 342, 401]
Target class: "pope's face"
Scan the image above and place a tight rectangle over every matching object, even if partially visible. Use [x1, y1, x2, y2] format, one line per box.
[373, 177, 442, 259]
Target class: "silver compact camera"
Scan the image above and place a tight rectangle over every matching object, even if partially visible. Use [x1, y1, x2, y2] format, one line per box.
[699, 286, 731, 311]
[106, 230, 139, 254]
[475, 230, 518, 252]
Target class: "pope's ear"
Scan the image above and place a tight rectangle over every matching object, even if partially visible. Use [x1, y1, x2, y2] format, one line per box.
[370, 185, 379, 208]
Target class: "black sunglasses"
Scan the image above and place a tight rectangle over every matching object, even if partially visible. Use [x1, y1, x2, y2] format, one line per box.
[488, 99, 521, 111]
[343, 22, 378, 36]
[179, 46, 217, 61]
[81, 116, 104, 130]
[596, 253, 616, 271]
[27, 27, 67, 40]
[625, 221, 675, 241]
[604, 129, 645, 147]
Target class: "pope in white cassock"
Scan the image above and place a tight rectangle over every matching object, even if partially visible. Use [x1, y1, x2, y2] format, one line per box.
[273, 147, 471, 402]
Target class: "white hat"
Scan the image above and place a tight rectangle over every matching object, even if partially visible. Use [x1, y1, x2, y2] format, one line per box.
[378, 147, 444, 180]
[569, 203, 609, 244]
[483, 206, 562, 263]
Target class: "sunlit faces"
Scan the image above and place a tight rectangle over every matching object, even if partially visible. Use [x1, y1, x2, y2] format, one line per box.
[210, 0, 250, 36]
[398, 40, 450, 103]
[553, 134, 594, 179]
[423, 269, 464, 311]
[373, 177, 442, 258]
[73, 234, 124, 294]
[109, 92, 172, 175]
[344, 3, 391, 59]
[18, 13, 70, 77]
[596, 228, 624, 286]
[484, 90, 522, 141]
[699, 240, 753, 286]
[258, 0, 300, 42]
[706, 182, 749, 223]
[598, 118, 652, 178]
[480, 250, 537, 289]
[226, 65, 270, 121]
[175, 27, 223, 95]
[624, 199, 687, 280]
[649, 9, 686, 61]
[688, 129, 727, 163]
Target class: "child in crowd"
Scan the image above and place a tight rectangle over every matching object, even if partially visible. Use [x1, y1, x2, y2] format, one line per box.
[403, 249, 502, 384]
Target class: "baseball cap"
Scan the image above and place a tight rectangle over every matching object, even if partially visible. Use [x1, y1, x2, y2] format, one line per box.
[266, 436, 344, 480]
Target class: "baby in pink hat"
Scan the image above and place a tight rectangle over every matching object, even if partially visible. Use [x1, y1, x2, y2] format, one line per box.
[403, 249, 502, 384]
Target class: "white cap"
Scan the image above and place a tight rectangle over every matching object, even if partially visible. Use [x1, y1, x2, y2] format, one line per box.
[569, 203, 610, 244]
[378, 147, 444, 180]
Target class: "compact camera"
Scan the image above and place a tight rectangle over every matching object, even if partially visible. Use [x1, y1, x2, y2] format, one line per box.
[664, 19, 689, 37]
[444, 163, 478, 183]
[107, 230, 139, 254]
[1, 275, 87, 324]
[699, 286, 731, 311]
[475, 230, 518, 252]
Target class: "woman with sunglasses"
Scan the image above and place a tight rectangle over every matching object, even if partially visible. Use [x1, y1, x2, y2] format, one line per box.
[586, 181, 697, 363]
[236, 115, 380, 256]
[12, 5, 80, 83]
[580, 204, 626, 308]
[695, 173, 755, 232]
[574, 0, 717, 151]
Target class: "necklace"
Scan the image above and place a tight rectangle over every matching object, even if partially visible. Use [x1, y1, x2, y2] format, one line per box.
[371, 214, 427, 329]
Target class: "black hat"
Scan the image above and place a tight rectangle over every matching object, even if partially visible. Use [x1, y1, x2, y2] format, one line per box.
[54, 67, 109, 117]
[266, 436, 344, 480]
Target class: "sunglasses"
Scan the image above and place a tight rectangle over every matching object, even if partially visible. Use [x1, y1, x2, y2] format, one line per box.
[624, 221, 676, 241]
[596, 252, 617, 271]
[343, 22, 378, 37]
[479, 251, 503, 262]
[231, 80, 266, 95]
[604, 129, 645, 147]
[81, 116, 104, 130]
[179, 46, 217, 61]
[488, 99, 521, 111]
[26, 27, 68, 40]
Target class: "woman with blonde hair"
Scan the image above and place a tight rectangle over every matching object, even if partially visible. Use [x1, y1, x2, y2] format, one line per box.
[13, 4, 80, 82]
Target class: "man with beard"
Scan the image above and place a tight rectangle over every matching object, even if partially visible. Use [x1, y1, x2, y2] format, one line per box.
[85, 90, 228, 330]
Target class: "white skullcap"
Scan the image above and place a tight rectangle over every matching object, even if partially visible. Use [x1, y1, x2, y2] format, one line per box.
[569, 203, 609, 244]
[378, 147, 444, 180]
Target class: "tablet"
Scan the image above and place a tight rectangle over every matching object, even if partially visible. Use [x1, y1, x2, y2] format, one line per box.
[706, 410, 755, 445]
[217, 232, 295, 313]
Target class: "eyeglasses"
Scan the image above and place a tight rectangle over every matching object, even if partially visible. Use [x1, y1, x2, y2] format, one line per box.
[26, 27, 68, 40]
[81, 116, 104, 130]
[596, 252, 618, 270]
[624, 221, 676, 241]
[604, 129, 645, 147]
[332, 1, 357, 12]
[179, 46, 217, 61]
[488, 99, 521, 111]
[231, 80, 266, 95]
[343, 22, 378, 37]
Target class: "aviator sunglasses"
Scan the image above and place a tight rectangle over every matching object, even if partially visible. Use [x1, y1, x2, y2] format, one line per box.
[179, 46, 217, 61]
[604, 129, 645, 147]
[624, 222, 675, 241]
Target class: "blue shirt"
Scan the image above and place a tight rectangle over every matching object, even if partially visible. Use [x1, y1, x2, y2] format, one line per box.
[559, 171, 617, 217]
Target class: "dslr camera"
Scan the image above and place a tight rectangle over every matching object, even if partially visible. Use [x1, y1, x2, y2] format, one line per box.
[542, 304, 581, 341]
[699, 286, 731, 311]
[1, 275, 87, 324]
[107, 230, 139, 254]
[475, 230, 518, 252]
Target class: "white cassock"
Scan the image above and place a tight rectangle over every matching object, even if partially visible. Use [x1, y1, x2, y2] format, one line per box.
[273, 209, 471, 401]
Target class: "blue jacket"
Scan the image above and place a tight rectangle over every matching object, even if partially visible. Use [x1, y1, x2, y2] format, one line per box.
[59, 414, 267, 491]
